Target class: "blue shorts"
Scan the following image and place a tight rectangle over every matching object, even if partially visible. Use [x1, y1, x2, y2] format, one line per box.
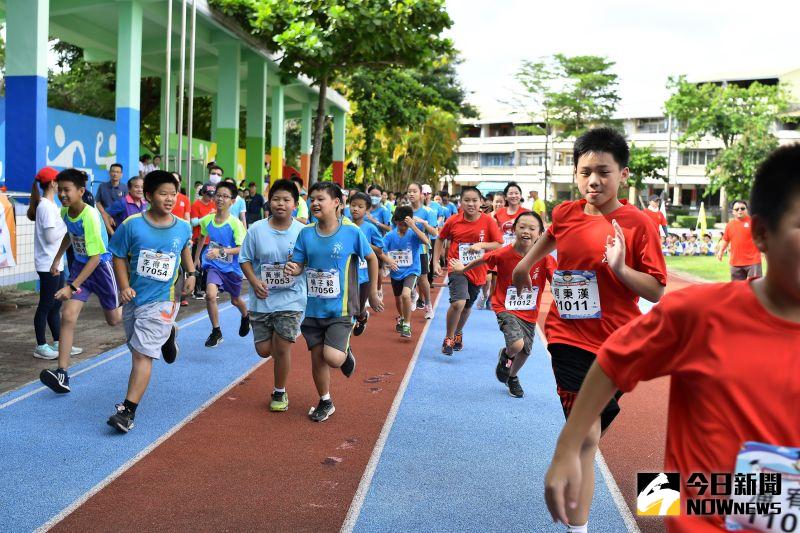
[205, 267, 243, 298]
[67, 260, 119, 310]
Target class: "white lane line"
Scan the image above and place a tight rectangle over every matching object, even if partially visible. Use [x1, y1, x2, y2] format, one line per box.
[340, 289, 445, 533]
[534, 323, 641, 533]
[36, 356, 270, 533]
[0, 303, 235, 411]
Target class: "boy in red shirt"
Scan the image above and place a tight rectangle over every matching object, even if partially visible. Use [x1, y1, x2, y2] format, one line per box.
[717, 199, 763, 280]
[451, 211, 555, 397]
[513, 127, 667, 531]
[642, 194, 668, 237]
[433, 186, 503, 355]
[544, 144, 800, 532]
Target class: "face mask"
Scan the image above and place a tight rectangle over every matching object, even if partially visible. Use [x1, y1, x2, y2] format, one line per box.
[370, 196, 381, 207]
[209, 174, 221, 185]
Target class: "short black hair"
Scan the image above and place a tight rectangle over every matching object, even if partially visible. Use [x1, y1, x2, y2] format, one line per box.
[248, 181, 256, 187]
[367, 184, 383, 194]
[193, 180, 202, 186]
[750, 144, 800, 231]
[573, 127, 630, 169]
[393, 205, 413, 222]
[503, 181, 522, 196]
[731, 199, 749, 209]
[56, 168, 88, 188]
[461, 186, 482, 200]
[291, 176, 303, 185]
[349, 191, 371, 206]
[309, 181, 343, 203]
[268, 179, 299, 203]
[222, 177, 236, 184]
[215, 181, 238, 198]
[127, 176, 143, 189]
[143, 170, 179, 197]
[209, 164, 223, 174]
[512, 210, 544, 232]
[109, 163, 123, 172]
[439, 190, 450, 198]
[140, 154, 152, 162]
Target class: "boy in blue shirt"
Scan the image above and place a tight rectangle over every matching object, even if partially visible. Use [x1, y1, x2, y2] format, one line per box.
[285, 182, 384, 422]
[194, 181, 249, 347]
[240, 180, 307, 412]
[383, 206, 430, 338]
[106, 171, 196, 432]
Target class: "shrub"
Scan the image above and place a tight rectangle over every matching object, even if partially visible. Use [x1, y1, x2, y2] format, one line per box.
[675, 215, 716, 228]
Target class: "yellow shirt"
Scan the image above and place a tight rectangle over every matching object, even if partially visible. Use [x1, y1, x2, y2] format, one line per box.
[532, 198, 546, 216]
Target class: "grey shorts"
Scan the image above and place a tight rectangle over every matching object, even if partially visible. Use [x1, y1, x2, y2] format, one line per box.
[301, 316, 353, 353]
[496, 312, 536, 355]
[730, 263, 762, 281]
[448, 273, 481, 308]
[391, 275, 418, 296]
[123, 300, 180, 359]
[251, 310, 303, 344]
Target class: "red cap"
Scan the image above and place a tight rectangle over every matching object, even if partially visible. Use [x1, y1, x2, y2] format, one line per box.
[36, 167, 59, 184]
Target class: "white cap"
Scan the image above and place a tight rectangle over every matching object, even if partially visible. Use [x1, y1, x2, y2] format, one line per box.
[421, 184, 432, 194]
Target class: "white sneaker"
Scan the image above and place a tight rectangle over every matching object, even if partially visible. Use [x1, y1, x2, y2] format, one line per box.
[33, 344, 59, 360]
[411, 290, 419, 310]
[424, 304, 434, 320]
[52, 342, 84, 356]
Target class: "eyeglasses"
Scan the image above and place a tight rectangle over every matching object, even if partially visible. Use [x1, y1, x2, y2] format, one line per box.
[214, 194, 233, 200]
[733, 207, 746, 211]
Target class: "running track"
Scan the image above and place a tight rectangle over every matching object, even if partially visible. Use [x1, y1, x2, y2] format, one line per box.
[0, 275, 695, 532]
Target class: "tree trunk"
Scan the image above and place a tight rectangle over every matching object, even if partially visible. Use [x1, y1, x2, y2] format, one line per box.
[309, 74, 328, 185]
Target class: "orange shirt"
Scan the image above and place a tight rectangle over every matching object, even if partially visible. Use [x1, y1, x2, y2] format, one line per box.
[642, 208, 667, 228]
[494, 206, 531, 236]
[544, 200, 667, 353]
[190, 199, 215, 242]
[722, 217, 761, 267]
[484, 246, 555, 322]
[439, 212, 503, 286]
[597, 282, 800, 532]
[173, 192, 191, 221]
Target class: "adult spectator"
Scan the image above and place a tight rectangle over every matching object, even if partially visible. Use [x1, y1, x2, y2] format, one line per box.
[245, 181, 265, 225]
[105, 176, 147, 231]
[716, 200, 762, 280]
[152, 154, 162, 170]
[223, 177, 247, 226]
[642, 194, 668, 237]
[208, 164, 223, 185]
[96, 163, 125, 232]
[138, 154, 154, 177]
[528, 190, 546, 220]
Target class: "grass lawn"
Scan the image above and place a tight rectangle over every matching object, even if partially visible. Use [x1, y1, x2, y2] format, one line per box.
[665, 255, 731, 282]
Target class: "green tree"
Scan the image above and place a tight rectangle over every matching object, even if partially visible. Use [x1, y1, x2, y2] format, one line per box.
[210, 0, 453, 183]
[627, 143, 668, 200]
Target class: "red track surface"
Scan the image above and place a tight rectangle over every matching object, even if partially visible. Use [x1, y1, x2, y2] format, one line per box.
[55, 284, 440, 533]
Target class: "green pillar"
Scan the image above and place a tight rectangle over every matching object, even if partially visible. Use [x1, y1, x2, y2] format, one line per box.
[214, 41, 240, 180]
[246, 54, 268, 194]
[332, 107, 346, 187]
[160, 73, 177, 162]
[299, 102, 312, 188]
[269, 84, 285, 184]
[115, 0, 143, 182]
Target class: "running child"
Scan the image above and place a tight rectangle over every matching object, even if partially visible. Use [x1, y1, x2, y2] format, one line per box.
[433, 186, 503, 355]
[40, 169, 122, 394]
[450, 211, 554, 397]
[239, 179, 307, 412]
[285, 182, 384, 422]
[406, 183, 439, 318]
[194, 180, 249, 347]
[105, 171, 195, 432]
[383, 205, 431, 338]
[545, 143, 800, 533]
[512, 127, 666, 531]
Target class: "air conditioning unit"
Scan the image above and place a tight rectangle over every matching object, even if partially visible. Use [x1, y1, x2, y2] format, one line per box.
[471, 161, 479, 168]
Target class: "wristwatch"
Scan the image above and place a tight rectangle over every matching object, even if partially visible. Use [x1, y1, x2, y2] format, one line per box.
[69, 283, 79, 292]
[219, 248, 228, 259]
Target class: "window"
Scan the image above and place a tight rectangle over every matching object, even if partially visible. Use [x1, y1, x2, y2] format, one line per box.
[518, 151, 546, 166]
[555, 151, 573, 166]
[635, 117, 669, 134]
[680, 149, 719, 166]
[458, 153, 480, 167]
[460, 125, 482, 138]
[488, 123, 515, 137]
[481, 153, 514, 167]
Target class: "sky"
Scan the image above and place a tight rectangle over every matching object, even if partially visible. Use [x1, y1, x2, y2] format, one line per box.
[444, 0, 800, 119]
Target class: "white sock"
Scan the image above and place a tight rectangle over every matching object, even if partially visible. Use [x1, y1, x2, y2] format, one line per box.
[567, 522, 588, 533]
[321, 393, 331, 401]
[274, 387, 285, 393]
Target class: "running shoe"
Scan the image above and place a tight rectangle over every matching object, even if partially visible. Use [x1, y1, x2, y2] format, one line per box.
[395, 316, 404, 333]
[205, 328, 223, 347]
[353, 311, 369, 336]
[40, 368, 70, 393]
[161, 325, 179, 364]
[270, 391, 289, 412]
[107, 403, 135, 433]
[496, 348, 511, 383]
[193, 291, 205, 300]
[52, 341, 83, 356]
[507, 376, 524, 398]
[442, 337, 454, 356]
[33, 344, 58, 360]
[180, 298, 189, 307]
[239, 314, 251, 337]
[309, 399, 335, 422]
[401, 323, 412, 338]
[340, 348, 356, 378]
[454, 332, 463, 351]
[424, 303, 434, 320]
[411, 290, 419, 310]
[416, 298, 426, 310]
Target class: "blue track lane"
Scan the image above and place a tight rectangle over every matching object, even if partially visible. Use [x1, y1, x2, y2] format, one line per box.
[0, 303, 262, 532]
[353, 290, 630, 532]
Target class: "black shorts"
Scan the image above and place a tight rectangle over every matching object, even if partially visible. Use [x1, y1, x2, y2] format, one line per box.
[391, 275, 418, 296]
[549, 343, 623, 431]
[419, 253, 430, 275]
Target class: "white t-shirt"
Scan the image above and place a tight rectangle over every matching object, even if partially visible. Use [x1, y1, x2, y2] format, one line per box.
[34, 197, 67, 272]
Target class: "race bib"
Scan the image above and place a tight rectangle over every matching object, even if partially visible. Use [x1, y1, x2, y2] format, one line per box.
[260, 263, 295, 289]
[307, 269, 340, 299]
[503, 233, 515, 246]
[71, 235, 87, 256]
[552, 270, 601, 319]
[458, 243, 484, 264]
[726, 442, 800, 532]
[208, 241, 232, 263]
[388, 249, 413, 267]
[505, 286, 538, 311]
[136, 250, 177, 282]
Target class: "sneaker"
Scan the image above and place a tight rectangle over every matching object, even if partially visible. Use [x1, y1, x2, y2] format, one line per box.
[341, 348, 356, 378]
[496, 348, 511, 383]
[52, 341, 83, 356]
[205, 328, 223, 348]
[411, 290, 419, 310]
[33, 344, 59, 360]
[401, 323, 412, 338]
[442, 337, 454, 356]
[40, 368, 70, 393]
[454, 332, 463, 351]
[270, 391, 289, 412]
[507, 376, 524, 398]
[107, 403, 135, 432]
[416, 297, 426, 310]
[353, 310, 369, 336]
[193, 291, 205, 300]
[424, 303, 434, 320]
[395, 316, 404, 333]
[161, 325, 179, 364]
[180, 298, 189, 307]
[239, 314, 251, 337]
[309, 398, 335, 422]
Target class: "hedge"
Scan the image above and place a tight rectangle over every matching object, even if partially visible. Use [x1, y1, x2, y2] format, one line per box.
[674, 215, 716, 229]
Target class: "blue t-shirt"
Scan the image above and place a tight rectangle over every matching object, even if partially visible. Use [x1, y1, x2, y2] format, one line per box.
[61, 205, 112, 264]
[413, 205, 438, 254]
[354, 220, 384, 284]
[383, 228, 423, 280]
[239, 218, 307, 314]
[199, 213, 246, 274]
[108, 213, 192, 306]
[429, 201, 446, 227]
[229, 196, 246, 221]
[292, 219, 373, 318]
[369, 205, 392, 230]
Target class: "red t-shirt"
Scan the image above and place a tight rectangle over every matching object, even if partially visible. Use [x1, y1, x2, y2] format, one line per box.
[642, 208, 667, 228]
[439, 212, 503, 286]
[722, 217, 761, 267]
[597, 282, 800, 532]
[173, 193, 190, 221]
[484, 246, 556, 322]
[190, 199, 216, 242]
[544, 200, 667, 353]
[494, 206, 531, 236]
